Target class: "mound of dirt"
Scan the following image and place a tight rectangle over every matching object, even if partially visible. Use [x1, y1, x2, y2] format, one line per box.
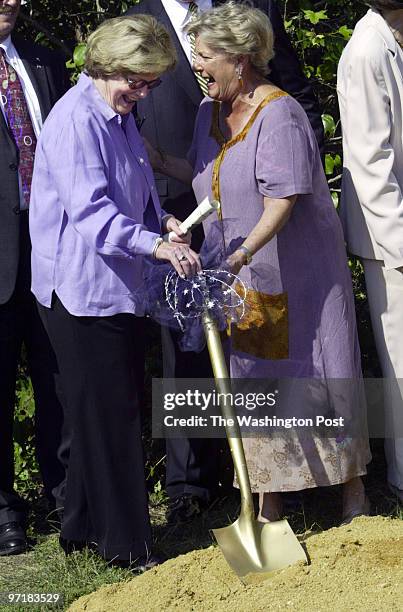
[69, 516, 402, 612]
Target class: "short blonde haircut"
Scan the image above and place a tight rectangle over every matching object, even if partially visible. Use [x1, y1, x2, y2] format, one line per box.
[186, 1, 274, 76]
[85, 15, 177, 78]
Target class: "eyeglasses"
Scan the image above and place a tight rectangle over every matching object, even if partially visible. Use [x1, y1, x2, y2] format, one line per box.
[126, 76, 162, 91]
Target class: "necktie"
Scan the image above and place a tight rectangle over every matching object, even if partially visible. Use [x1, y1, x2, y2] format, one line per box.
[187, 2, 210, 97]
[0, 48, 37, 208]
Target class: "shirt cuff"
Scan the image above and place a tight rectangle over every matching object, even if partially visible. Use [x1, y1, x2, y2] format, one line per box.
[161, 213, 174, 232]
[132, 230, 161, 257]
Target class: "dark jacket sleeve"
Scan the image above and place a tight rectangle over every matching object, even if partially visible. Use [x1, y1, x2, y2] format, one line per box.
[264, 0, 325, 154]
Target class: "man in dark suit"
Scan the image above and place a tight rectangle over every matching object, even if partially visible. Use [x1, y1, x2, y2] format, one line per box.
[0, 0, 69, 555]
[127, 0, 324, 523]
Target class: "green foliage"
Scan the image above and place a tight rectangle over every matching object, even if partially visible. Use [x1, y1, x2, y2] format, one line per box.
[281, 0, 366, 166]
[322, 113, 336, 138]
[18, 1, 139, 46]
[65, 42, 88, 82]
[13, 364, 40, 494]
[325, 153, 341, 176]
[303, 9, 329, 26]
[279, 3, 379, 374]
[330, 191, 339, 208]
[17, 0, 141, 80]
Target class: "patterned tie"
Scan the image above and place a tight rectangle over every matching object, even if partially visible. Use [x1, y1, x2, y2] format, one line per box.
[187, 2, 210, 97]
[0, 48, 37, 209]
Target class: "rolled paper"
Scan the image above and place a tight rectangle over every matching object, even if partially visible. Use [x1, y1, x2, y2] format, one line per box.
[164, 196, 220, 241]
[179, 197, 220, 233]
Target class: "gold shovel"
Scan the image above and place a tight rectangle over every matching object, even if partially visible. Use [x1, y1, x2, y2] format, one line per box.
[202, 309, 308, 583]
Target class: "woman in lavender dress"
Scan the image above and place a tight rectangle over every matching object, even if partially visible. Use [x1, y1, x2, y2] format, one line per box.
[148, 1, 370, 524]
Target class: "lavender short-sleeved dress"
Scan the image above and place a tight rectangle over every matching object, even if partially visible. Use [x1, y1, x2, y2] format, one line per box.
[190, 92, 370, 492]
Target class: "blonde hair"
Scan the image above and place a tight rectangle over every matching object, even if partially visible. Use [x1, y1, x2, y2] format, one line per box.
[186, 1, 274, 76]
[85, 15, 177, 78]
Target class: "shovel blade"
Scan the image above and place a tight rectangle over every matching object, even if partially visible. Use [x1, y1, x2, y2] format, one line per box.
[213, 517, 307, 584]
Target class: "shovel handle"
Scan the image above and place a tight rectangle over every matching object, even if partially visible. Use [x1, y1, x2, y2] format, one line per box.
[202, 311, 255, 518]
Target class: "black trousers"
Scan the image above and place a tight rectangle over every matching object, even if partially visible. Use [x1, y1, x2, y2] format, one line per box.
[0, 214, 65, 525]
[38, 296, 151, 561]
[163, 328, 227, 503]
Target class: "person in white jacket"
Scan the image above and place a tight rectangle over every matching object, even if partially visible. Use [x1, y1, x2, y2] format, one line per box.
[337, 0, 403, 503]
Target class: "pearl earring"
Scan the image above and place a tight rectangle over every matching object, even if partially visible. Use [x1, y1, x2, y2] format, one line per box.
[236, 65, 243, 89]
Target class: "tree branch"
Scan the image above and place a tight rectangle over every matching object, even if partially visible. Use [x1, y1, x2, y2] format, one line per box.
[327, 174, 342, 185]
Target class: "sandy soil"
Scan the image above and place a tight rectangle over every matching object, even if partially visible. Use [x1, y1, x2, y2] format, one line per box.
[69, 516, 402, 612]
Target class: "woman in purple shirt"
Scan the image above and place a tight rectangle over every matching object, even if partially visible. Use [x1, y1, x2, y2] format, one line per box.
[29, 15, 200, 568]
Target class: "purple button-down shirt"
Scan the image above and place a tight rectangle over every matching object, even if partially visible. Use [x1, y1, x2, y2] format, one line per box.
[30, 73, 163, 316]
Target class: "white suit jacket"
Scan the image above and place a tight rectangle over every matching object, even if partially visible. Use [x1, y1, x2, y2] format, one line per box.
[337, 9, 403, 269]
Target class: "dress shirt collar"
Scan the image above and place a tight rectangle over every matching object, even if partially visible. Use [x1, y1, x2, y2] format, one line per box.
[0, 35, 15, 60]
[161, 0, 212, 31]
[77, 72, 125, 124]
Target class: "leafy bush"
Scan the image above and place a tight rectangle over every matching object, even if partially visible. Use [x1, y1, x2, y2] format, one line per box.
[282, 1, 367, 192]
[281, 1, 378, 373]
[17, 1, 139, 50]
[14, 361, 40, 493]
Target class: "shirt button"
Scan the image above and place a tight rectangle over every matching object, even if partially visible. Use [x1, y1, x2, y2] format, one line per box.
[139, 157, 144, 164]
[9, 162, 18, 171]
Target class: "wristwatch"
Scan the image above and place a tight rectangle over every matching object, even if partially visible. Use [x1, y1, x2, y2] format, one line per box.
[238, 245, 253, 265]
